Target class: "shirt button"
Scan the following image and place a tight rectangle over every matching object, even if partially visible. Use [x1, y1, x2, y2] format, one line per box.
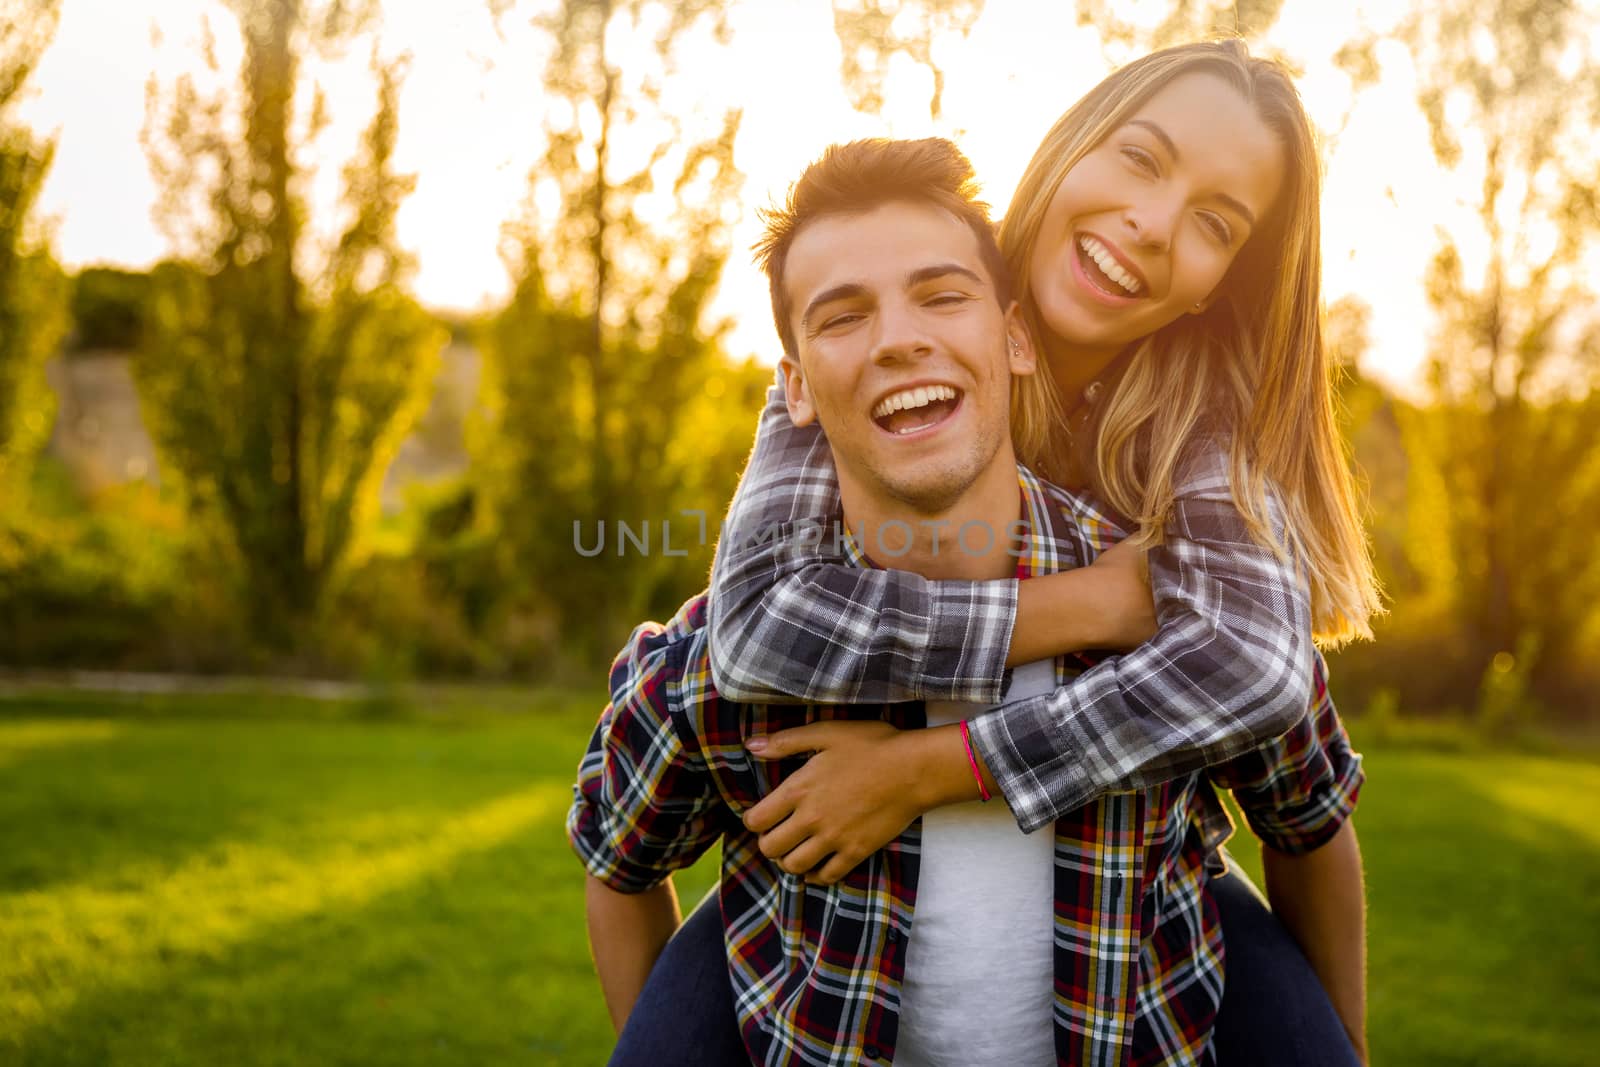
[886, 927, 901, 943]
[865, 1045, 882, 1060]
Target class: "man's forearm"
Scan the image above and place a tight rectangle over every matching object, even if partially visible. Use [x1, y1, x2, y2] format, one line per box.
[584, 875, 682, 1033]
[1260, 822, 1368, 1063]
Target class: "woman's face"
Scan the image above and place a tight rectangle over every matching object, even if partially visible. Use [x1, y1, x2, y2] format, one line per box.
[1028, 71, 1287, 366]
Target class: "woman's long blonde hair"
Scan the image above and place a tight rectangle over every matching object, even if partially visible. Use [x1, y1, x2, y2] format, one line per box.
[1000, 38, 1381, 646]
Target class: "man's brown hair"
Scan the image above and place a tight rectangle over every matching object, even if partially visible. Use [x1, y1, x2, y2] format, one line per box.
[754, 137, 1012, 360]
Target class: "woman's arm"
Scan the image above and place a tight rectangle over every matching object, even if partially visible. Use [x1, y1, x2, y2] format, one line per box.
[966, 458, 1314, 832]
[708, 375, 1012, 704]
[742, 459, 1320, 874]
[706, 375, 1145, 703]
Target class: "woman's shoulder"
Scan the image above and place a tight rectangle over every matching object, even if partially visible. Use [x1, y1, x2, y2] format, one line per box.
[1168, 429, 1293, 542]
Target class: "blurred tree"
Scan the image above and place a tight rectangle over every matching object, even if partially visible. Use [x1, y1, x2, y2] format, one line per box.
[1070, 2, 1382, 154]
[1399, 0, 1600, 716]
[140, 1, 444, 648]
[1076, 0, 1286, 58]
[70, 267, 153, 352]
[830, 0, 984, 122]
[0, 0, 69, 502]
[479, 0, 766, 663]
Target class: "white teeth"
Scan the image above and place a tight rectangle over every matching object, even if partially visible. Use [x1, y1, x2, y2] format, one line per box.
[1077, 235, 1143, 295]
[872, 384, 957, 421]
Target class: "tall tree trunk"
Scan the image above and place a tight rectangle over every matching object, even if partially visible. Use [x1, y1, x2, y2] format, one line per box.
[588, 0, 615, 530]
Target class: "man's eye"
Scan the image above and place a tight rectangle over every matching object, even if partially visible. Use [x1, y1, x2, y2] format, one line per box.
[820, 313, 862, 330]
[1121, 146, 1158, 175]
[926, 293, 970, 307]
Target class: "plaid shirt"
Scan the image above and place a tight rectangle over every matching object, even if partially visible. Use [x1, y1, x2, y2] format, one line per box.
[569, 467, 1364, 1067]
[708, 381, 1338, 834]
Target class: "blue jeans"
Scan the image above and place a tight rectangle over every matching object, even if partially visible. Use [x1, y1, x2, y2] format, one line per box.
[609, 870, 1360, 1066]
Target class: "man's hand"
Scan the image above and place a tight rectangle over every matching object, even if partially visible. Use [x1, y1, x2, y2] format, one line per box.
[744, 720, 931, 885]
[1086, 537, 1156, 649]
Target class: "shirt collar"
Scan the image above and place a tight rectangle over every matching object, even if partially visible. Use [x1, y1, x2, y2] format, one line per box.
[833, 465, 1070, 581]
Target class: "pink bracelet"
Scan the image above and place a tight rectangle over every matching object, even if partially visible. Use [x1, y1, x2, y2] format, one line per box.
[958, 720, 991, 803]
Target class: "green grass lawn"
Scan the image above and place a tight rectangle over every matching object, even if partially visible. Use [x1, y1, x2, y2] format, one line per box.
[1, 690, 1595, 1066]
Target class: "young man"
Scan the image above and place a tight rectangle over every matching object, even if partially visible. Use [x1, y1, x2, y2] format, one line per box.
[567, 138, 1364, 1066]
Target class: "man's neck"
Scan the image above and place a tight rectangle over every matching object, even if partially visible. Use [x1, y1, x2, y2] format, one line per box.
[839, 458, 1024, 581]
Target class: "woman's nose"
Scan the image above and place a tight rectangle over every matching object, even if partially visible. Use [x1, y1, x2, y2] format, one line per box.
[1123, 197, 1177, 251]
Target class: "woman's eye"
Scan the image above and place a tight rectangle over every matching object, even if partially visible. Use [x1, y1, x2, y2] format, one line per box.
[1199, 213, 1232, 244]
[1121, 146, 1158, 175]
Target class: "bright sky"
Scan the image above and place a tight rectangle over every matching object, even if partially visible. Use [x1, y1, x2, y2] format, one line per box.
[19, 0, 1476, 395]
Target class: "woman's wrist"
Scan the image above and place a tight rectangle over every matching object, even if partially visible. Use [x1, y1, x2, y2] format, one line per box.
[904, 723, 1002, 811]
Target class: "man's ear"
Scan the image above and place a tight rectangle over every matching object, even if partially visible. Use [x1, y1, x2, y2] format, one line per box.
[1002, 302, 1037, 376]
[780, 357, 817, 427]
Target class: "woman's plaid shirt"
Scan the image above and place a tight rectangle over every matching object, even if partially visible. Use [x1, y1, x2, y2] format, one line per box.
[568, 468, 1364, 1067]
[707, 382, 1347, 836]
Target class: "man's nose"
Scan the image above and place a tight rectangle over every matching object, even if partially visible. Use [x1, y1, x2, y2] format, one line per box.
[871, 300, 934, 364]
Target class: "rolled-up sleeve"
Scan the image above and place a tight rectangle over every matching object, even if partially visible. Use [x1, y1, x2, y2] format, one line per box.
[566, 610, 729, 893]
[1209, 662, 1365, 854]
[967, 453, 1316, 833]
[706, 373, 1015, 706]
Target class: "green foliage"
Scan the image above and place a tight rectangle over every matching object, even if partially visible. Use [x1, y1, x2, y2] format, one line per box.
[139, 5, 443, 647]
[1476, 633, 1542, 739]
[831, 0, 985, 121]
[0, 0, 69, 500]
[0, 462, 202, 670]
[1076, 0, 1287, 59]
[1397, 0, 1600, 717]
[478, 0, 768, 662]
[68, 266, 151, 352]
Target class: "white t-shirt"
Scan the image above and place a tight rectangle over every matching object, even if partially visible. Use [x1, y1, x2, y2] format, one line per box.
[894, 658, 1059, 1067]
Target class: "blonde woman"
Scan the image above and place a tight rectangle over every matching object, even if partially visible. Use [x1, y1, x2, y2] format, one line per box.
[613, 39, 1376, 1067]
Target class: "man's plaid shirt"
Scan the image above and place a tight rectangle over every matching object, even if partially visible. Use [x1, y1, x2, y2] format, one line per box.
[569, 466, 1364, 1067]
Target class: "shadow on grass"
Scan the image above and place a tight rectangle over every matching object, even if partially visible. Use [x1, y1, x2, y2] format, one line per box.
[5, 794, 607, 1067]
[21, 705, 1593, 1065]
[0, 696, 603, 896]
[1237, 749, 1600, 1067]
[0, 698, 709, 1066]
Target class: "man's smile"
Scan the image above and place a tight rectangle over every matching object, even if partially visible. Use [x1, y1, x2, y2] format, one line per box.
[870, 382, 965, 436]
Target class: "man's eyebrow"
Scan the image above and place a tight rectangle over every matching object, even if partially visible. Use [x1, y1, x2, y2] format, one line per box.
[801, 283, 867, 330]
[1126, 118, 1257, 228]
[800, 265, 985, 329]
[906, 263, 985, 289]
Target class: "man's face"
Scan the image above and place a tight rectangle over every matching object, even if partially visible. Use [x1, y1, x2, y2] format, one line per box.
[780, 199, 1035, 516]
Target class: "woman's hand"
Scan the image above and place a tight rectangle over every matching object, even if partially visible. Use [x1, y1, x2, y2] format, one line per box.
[1086, 537, 1157, 649]
[743, 721, 935, 885]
